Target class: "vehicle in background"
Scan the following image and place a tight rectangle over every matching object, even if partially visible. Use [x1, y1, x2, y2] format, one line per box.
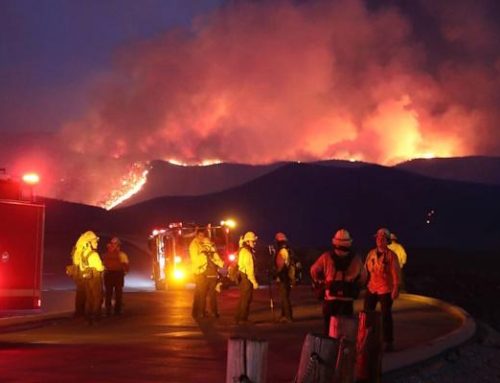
[148, 220, 236, 290]
[0, 168, 44, 309]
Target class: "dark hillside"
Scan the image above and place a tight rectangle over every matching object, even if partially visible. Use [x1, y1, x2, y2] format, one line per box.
[395, 156, 500, 185]
[107, 162, 500, 250]
[120, 161, 284, 206]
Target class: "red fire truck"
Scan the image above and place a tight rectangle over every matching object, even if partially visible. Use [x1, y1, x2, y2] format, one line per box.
[148, 221, 236, 290]
[0, 169, 44, 310]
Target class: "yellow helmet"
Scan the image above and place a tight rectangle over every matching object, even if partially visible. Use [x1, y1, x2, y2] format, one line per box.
[243, 231, 258, 243]
[76, 230, 99, 250]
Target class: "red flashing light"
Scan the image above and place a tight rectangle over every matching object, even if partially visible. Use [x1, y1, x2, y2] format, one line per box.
[22, 173, 40, 185]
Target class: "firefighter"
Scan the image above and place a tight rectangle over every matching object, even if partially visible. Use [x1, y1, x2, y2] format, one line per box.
[189, 230, 208, 319]
[73, 231, 104, 325]
[364, 228, 400, 352]
[310, 229, 365, 335]
[235, 231, 259, 324]
[388, 232, 408, 291]
[273, 232, 294, 323]
[102, 237, 129, 316]
[201, 237, 224, 318]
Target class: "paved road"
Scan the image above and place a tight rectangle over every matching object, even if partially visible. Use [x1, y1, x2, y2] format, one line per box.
[0, 286, 466, 383]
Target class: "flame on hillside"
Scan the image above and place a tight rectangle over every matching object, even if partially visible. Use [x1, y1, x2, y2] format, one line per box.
[100, 161, 151, 210]
[166, 159, 222, 167]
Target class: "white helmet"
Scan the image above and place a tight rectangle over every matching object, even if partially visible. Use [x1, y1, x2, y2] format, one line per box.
[332, 229, 352, 248]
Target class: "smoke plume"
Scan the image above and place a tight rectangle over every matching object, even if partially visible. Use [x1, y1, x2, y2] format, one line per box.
[5, 0, 500, 205]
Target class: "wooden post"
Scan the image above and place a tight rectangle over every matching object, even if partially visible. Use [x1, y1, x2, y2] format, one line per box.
[329, 315, 358, 342]
[333, 337, 356, 383]
[355, 311, 382, 383]
[329, 315, 358, 383]
[295, 333, 340, 383]
[226, 337, 268, 383]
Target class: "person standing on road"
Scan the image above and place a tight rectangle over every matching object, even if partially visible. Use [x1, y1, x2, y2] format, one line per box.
[273, 232, 294, 323]
[235, 231, 259, 324]
[200, 237, 224, 318]
[102, 237, 129, 316]
[388, 232, 408, 291]
[73, 231, 104, 325]
[189, 230, 208, 319]
[310, 229, 365, 335]
[364, 228, 400, 352]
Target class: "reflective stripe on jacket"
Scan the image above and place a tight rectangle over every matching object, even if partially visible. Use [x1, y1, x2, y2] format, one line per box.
[365, 248, 400, 294]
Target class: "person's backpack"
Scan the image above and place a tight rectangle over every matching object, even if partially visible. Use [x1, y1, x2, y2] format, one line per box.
[288, 248, 302, 285]
[273, 245, 302, 286]
[329, 251, 361, 299]
[227, 249, 241, 283]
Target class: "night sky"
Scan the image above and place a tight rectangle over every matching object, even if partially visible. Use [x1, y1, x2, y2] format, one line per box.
[1, 0, 499, 205]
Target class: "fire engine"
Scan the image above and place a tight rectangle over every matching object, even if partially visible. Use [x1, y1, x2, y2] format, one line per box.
[0, 169, 44, 309]
[148, 220, 237, 290]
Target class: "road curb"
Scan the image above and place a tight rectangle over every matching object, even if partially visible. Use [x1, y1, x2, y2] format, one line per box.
[382, 293, 476, 373]
[0, 311, 73, 328]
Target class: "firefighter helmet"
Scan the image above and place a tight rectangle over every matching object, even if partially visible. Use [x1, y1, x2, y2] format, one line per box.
[243, 231, 258, 243]
[332, 229, 352, 248]
[76, 231, 99, 251]
[375, 228, 391, 242]
[275, 232, 287, 242]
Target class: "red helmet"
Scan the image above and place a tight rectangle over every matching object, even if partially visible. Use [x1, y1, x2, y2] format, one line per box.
[275, 232, 287, 242]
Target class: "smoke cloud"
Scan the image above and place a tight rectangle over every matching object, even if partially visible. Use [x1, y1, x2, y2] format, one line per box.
[4, 0, 500, 205]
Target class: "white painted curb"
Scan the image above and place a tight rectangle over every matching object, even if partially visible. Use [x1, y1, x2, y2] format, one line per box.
[383, 293, 476, 373]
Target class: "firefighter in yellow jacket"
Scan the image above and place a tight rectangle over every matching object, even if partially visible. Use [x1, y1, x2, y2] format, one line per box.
[200, 237, 224, 318]
[189, 230, 208, 319]
[73, 231, 104, 325]
[235, 231, 259, 324]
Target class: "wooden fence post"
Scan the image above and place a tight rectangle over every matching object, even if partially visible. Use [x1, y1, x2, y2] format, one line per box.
[333, 337, 356, 383]
[294, 333, 340, 383]
[329, 315, 358, 342]
[329, 315, 358, 383]
[226, 337, 268, 383]
[355, 311, 382, 383]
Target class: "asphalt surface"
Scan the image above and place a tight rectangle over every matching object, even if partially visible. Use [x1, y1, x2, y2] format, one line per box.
[0, 285, 474, 382]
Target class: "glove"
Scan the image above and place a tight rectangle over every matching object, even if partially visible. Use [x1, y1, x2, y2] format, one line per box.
[391, 288, 399, 300]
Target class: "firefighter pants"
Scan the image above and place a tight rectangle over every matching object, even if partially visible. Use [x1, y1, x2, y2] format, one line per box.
[192, 274, 208, 318]
[364, 291, 394, 343]
[104, 270, 125, 315]
[277, 281, 293, 321]
[83, 275, 103, 323]
[74, 276, 86, 317]
[235, 274, 253, 322]
[204, 276, 219, 317]
[322, 299, 354, 335]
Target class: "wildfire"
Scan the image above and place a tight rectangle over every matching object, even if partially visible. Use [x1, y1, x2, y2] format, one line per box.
[100, 161, 151, 210]
[166, 158, 222, 167]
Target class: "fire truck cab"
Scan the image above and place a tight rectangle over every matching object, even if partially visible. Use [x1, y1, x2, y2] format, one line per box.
[0, 169, 44, 309]
[149, 221, 236, 290]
